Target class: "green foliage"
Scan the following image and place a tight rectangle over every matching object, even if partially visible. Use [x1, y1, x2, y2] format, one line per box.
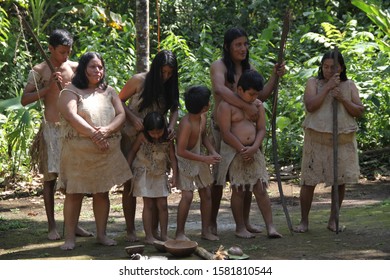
[28, 0, 58, 35]
[0, 6, 10, 47]
[352, 0, 390, 39]
[0, 93, 41, 181]
[60, 3, 137, 90]
[0, 216, 29, 231]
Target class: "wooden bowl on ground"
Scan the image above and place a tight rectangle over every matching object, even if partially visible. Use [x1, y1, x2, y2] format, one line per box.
[153, 240, 167, 252]
[125, 245, 145, 256]
[164, 240, 198, 258]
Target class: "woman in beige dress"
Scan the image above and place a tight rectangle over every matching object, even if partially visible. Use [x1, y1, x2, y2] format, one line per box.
[295, 50, 364, 233]
[58, 52, 133, 250]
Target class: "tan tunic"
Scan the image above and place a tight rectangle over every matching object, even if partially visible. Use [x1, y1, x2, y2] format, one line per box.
[132, 141, 171, 197]
[176, 133, 213, 191]
[40, 121, 61, 181]
[58, 86, 133, 194]
[300, 79, 360, 186]
[217, 141, 269, 191]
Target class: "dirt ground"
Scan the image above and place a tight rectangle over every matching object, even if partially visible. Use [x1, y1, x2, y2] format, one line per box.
[0, 175, 389, 260]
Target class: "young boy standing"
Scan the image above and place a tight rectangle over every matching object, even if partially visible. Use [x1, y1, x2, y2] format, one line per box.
[217, 69, 282, 239]
[21, 29, 91, 240]
[175, 86, 221, 241]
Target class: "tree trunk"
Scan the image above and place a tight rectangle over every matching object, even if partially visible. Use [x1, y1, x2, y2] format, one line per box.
[136, 0, 149, 73]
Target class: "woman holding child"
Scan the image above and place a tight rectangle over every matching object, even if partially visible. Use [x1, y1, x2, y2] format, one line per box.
[119, 50, 180, 242]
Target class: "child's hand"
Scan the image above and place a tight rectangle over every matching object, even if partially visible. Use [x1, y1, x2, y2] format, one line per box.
[210, 151, 221, 159]
[239, 146, 255, 162]
[204, 155, 222, 165]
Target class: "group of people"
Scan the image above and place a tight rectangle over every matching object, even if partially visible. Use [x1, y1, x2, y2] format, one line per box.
[22, 26, 364, 251]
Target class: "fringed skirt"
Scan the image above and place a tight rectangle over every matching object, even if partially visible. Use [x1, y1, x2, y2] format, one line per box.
[59, 134, 133, 194]
[300, 128, 360, 186]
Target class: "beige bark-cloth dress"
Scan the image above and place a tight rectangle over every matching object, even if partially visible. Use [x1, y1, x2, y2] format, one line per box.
[300, 79, 360, 186]
[176, 133, 213, 191]
[216, 141, 269, 191]
[59, 85, 133, 194]
[131, 140, 171, 197]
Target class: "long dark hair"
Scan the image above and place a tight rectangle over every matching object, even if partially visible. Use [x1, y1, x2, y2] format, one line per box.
[139, 50, 179, 115]
[72, 52, 107, 89]
[318, 50, 348, 81]
[222, 27, 251, 85]
[143, 111, 169, 143]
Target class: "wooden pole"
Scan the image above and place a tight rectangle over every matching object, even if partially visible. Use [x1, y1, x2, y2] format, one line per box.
[332, 46, 340, 234]
[14, 4, 62, 90]
[271, 9, 293, 234]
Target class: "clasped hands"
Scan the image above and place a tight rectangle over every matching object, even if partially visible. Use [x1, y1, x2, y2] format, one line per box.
[91, 127, 111, 151]
[328, 73, 345, 102]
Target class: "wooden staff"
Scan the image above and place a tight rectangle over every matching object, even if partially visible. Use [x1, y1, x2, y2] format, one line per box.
[14, 4, 63, 90]
[271, 9, 293, 234]
[332, 46, 340, 234]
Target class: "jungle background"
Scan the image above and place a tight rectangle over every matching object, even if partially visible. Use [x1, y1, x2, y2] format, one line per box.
[0, 0, 389, 261]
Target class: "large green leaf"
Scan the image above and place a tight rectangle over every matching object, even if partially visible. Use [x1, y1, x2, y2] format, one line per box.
[0, 97, 23, 112]
[352, 0, 390, 37]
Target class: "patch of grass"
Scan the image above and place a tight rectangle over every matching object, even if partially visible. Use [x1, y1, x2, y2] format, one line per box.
[111, 204, 122, 212]
[54, 203, 64, 212]
[0, 216, 28, 231]
[37, 253, 51, 257]
[380, 199, 390, 207]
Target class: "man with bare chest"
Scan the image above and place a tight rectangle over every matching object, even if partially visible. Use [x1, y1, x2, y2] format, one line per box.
[21, 29, 91, 240]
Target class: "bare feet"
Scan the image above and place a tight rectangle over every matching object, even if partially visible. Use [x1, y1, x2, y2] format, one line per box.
[201, 232, 219, 241]
[293, 223, 308, 233]
[97, 236, 117, 246]
[210, 224, 218, 236]
[144, 237, 158, 245]
[160, 235, 170, 242]
[175, 233, 190, 241]
[246, 224, 263, 233]
[125, 232, 139, 242]
[235, 229, 255, 239]
[60, 239, 76, 250]
[267, 231, 283, 238]
[153, 229, 161, 240]
[75, 226, 94, 237]
[327, 224, 346, 232]
[265, 225, 282, 238]
[48, 229, 61, 240]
